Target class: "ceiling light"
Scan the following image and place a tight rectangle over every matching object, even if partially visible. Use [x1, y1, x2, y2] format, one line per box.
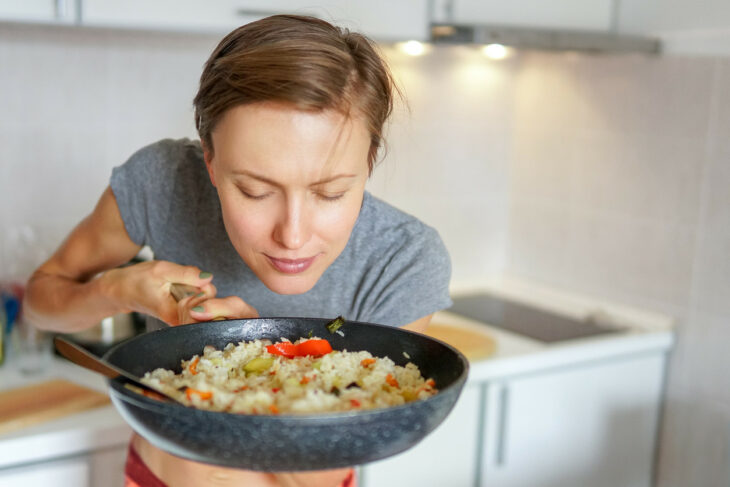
[398, 40, 427, 56]
[482, 43, 509, 59]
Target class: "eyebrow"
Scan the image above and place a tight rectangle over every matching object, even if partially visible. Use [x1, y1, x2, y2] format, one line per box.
[231, 170, 358, 186]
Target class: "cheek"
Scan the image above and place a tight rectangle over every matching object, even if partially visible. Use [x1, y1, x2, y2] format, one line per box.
[313, 199, 362, 243]
[219, 198, 270, 247]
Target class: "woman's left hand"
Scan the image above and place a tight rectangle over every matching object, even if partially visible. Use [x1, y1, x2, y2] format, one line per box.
[176, 289, 259, 325]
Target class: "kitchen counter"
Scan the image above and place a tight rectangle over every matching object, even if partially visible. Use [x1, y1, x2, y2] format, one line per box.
[0, 356, 132, 470]
[437, 275, 675, 382]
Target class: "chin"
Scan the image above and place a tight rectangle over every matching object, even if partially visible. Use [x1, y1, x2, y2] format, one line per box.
[261, 273, 320, 296]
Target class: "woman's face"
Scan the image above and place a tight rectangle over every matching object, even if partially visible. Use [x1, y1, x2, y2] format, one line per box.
[205, 102, 371, 295]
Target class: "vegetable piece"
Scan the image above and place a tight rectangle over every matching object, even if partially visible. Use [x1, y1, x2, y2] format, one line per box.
[188, 356, 200, 375]
[326, 316, 345, 334]
[296, 339, 333, 357]
[186, 388, 213, 400]
[350, 399, 361, 408]
[243, 356, 275, 373]
[361, 358, 376, 367]
[385, 374, 400, 388]
[401, 389, 419, 402]
[267, 342, 298, 358]
[269, 404, 280, 415]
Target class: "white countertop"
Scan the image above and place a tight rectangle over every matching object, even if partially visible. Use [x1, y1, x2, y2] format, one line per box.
[440, 275, 675, 382]
[0, 356, 132, 470]
[0, 275, 675, 470]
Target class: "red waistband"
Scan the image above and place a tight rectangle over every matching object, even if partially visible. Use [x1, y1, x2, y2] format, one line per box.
[124, 442, 356, 487]
[124, 442, 167, 487]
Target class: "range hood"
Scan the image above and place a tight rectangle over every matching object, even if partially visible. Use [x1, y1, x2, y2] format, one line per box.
[430, 23, 661, 54]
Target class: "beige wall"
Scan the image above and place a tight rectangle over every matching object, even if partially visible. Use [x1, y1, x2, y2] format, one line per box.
[506, 51, 730, 487]
[0, 23, 727, 487]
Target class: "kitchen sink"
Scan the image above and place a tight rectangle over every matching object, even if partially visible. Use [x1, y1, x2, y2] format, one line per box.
[448, 293, 624, 343]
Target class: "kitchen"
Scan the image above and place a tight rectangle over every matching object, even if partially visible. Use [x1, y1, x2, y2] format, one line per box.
[0, 1, 728, 486]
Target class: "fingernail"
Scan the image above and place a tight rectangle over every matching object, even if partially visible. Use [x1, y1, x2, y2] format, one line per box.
[192, 306, 205, 312]
[199, 271, 213, 279]
[196, 292, 205, 298]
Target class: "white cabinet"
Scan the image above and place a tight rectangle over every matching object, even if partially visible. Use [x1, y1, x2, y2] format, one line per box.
[361, 382, 482, 487]
[80, 0, 429, 40]
[431, 0, 615, 31]
[480, 353, 665, 487]
[0, 0, 78, 24]
[0, 445, 127, 487]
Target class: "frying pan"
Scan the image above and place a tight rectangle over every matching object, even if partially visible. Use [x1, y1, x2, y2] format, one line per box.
[103, 317, 469, 471]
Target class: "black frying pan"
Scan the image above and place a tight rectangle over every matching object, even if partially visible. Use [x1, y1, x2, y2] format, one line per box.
[103, 317, 469, 471]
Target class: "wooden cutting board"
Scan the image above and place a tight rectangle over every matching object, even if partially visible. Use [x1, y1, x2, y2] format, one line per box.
[0, 379, 110, 435]
[424, 323, 497, 361]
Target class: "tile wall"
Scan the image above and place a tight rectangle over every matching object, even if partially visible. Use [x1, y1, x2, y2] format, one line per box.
[506, 51, 730, 487]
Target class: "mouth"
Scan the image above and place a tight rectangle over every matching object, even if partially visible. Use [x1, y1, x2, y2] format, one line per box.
[265, 254, 320, 274]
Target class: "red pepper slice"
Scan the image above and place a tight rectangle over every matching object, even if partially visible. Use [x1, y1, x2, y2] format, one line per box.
[267, 342, 298, 358]
[267, 339, 333, 358]
[295, 339, 333, 357]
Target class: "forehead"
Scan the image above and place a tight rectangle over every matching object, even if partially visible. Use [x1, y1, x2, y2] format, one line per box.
[211, 102, 370, 177]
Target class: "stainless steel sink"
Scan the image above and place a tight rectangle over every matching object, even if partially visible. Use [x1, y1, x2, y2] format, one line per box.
[448, 293, 623, 343]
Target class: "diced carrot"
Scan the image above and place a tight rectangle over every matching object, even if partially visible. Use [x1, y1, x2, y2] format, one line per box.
[269, 404, 280, 415]
[300, 376, 311, 385]
[350, 399, 361, 408]
[272, 387, 280, 393]
[186, 388, 212, 400]
[386, 374, 399, 388]
[233, 386, 249, 392]
[361, 358, 376, 367]
[426, 379, 436, 388]
[189, 356, 200, 375]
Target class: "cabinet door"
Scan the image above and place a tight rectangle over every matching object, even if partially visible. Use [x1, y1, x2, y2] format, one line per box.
[481, 354, 665, 487]
[0, 456, 90, 487]
[81, 0, 428, 40]
[89, 445, 128, 487]
[0, 0, 77, 24]
[431, 0, 613, 31]
[361, 382, 482, 487]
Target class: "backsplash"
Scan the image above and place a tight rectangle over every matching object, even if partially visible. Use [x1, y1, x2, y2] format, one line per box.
[0, 22, 728, 487]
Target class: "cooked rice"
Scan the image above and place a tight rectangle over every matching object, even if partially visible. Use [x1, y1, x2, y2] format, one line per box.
[141, 337, 438, 414]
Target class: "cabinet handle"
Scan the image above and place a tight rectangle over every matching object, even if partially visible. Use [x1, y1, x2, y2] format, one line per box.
[235, 9, 320, 19]
[54, 0, 67, 20]
[495, 384, 510, 467]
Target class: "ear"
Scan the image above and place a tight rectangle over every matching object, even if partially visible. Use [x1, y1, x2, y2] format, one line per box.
[202, 141, 217, 188]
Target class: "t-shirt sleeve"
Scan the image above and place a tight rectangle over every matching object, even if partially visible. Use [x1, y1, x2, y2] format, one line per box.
[363, 226, 453, 328]
[109, 139, 178, 247]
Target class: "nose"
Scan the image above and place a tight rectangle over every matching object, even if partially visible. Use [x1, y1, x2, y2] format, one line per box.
[272, 194, 311, 250]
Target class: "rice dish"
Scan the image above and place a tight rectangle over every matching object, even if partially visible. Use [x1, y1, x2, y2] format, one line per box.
[141, 337, 438, 414]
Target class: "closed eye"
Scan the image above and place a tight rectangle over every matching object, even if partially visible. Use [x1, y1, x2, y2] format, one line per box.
[240, 189, 272, 200]
[317, 192, 345, 202]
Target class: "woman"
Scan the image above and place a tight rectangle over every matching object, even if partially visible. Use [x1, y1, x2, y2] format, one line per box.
[24, 15, 451, 487]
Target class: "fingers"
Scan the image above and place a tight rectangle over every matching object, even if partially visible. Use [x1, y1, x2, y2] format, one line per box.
[150, 261, 214, 290]
[189, 295, 259, 321]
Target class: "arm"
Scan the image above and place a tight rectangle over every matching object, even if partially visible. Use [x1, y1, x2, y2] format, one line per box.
[401, 314, 433, 334]
[23, 186, 219, 332]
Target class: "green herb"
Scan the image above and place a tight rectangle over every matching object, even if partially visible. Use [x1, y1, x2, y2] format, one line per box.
[307, 329, 313, 338]
[326, 316, 345, 334]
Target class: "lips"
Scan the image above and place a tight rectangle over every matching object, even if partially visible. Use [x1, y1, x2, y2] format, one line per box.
[266, 255, 319, 274]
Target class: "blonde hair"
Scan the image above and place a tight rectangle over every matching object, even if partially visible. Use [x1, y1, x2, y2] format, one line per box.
[193, 15, 399, 173]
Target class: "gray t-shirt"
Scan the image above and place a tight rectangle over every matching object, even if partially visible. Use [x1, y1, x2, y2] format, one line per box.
[110, 138, 452, 328]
